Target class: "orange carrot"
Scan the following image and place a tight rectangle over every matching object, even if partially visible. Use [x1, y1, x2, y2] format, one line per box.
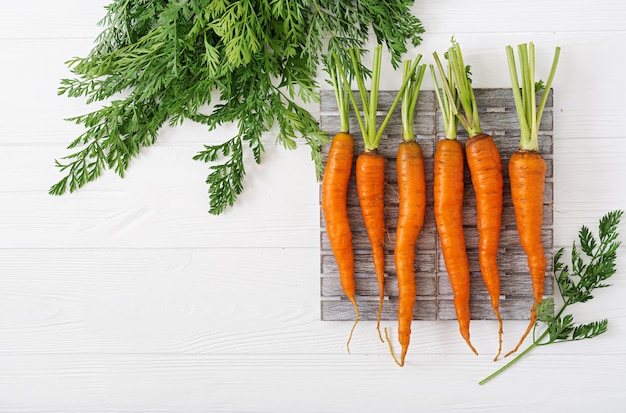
[392, 141, 426, 363]
[343, 45, 420, 341]
[506, 151, 546, 355]
[385, 59, 426, 366]
[356, 150, 387, 340]
[434, 139, 478, 355]
[505, 42, 560, 356]
[321, 54, 358, 352]
[431, 50, 479, 355]
[465, 133, 504, 361]
[434, 40, 504, 359]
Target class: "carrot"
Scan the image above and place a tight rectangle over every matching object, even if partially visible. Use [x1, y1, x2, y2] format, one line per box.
[430, 55, 478, 355]
[449, 41, 505, 360]
[385, 59, 427, 366]
[392, 141, 425, 365]
[356, 149, 386, 342]
[466, 133, 504, 361]
[504, 42, 560, 357]
[343, 45, 420, 341]
[321, 54, 358, 352]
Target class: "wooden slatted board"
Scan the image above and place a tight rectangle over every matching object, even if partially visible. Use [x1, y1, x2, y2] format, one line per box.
[319, 88, 554, 321]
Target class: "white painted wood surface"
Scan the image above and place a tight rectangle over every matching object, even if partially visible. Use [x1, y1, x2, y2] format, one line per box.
[1, 1, 626, 411]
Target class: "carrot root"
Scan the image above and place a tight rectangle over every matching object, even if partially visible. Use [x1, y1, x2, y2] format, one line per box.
[346, 297, 360, 353]
[384, 327, 405, 367]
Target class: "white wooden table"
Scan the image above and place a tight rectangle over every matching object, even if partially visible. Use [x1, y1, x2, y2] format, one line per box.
[1, 1, 625, 411]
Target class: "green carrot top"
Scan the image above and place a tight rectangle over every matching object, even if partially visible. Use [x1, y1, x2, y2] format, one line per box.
[506, 42, 561, 152]
[431, 50, 459, 140]
[325, 53, 352, 133]
[338, 44, 420, 151]
[401, 57, 426, 142]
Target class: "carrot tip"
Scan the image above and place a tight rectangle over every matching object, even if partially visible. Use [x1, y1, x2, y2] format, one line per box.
[493, 313, 504, 362]
[505, 314, 536, 358]
[376, 325, 384, 343]
[345, 299, 360, 354]
[464, 338, 479, 356]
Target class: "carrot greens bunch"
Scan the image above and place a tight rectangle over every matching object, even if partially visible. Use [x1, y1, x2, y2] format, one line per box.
[51, 0, 424, 214]
[480, 210, 623, 384]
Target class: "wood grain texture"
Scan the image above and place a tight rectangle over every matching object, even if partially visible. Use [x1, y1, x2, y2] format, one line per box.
[2, 1, 626, 411]
[320, 88, 554, 321]
[0, 353, 625, 412]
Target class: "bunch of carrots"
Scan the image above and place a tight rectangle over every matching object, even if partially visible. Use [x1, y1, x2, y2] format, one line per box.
[321, 40, 560, 366]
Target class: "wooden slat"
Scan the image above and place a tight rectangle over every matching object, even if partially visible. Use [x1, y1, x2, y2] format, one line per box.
[320, 88, 554, 321]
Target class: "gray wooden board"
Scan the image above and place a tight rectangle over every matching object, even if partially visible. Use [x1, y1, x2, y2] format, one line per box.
[319, 88, 554, 321]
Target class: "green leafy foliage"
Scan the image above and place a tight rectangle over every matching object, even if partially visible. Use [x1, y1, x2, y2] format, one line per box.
[480, 210, 623, 384]
[50, 0, 424, 214]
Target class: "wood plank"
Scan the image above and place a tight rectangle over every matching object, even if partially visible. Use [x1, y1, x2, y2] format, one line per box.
[320, 88, 554, 321]
[321, 298, 438, 321]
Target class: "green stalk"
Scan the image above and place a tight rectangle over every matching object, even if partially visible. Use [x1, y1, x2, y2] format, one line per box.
[350, 47, 371, 134]
[328, 53, 350, 133]
[336, 56, 366, 143]
[506, 42, 560, 151]
[447, 40, 482, 137]
[347, 45, 420, 151]
[537, 46, 561, 133]
[431, 52, 459, 140]
[479, 304, 567, 385]
[368, 45, 383, 148]
[401, 55, 426, 142]
[505, 45, 530, 145]
[479, 337, 540, 385]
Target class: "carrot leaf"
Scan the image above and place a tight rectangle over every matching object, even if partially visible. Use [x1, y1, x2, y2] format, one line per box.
[50, 0, 424, 214]
[479, 210, 624, 385]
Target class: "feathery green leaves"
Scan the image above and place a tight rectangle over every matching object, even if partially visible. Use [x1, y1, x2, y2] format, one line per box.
[51, 0, 424, 214]
[480, 210, 623, 384]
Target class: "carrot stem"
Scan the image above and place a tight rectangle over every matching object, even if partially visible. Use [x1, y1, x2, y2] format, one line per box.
[347, 45, 420, 151]
[536, 46, 560, 134]
[479, 337, 539, 385]
[479, 303, 566, 384]
[328, 52, 351, 133]
[506, 42, 560, 151]
[401, 56, 425, 142]
[368, 46, 382, 148]
[337, 54, 367, 142]
[430, 53, 459, 140]
[447, 40, 482, 137]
